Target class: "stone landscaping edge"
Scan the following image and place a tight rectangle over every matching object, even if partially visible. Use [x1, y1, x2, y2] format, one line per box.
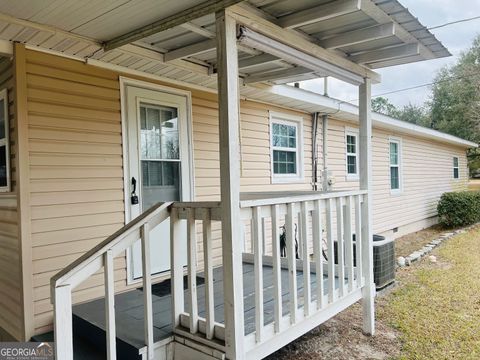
[396, 223, 480, 268]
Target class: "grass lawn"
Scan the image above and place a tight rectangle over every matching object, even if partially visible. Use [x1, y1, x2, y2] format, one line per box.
[378, 225, 480, 359]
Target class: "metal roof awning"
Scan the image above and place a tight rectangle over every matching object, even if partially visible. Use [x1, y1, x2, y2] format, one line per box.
[0, 0, 450, 87]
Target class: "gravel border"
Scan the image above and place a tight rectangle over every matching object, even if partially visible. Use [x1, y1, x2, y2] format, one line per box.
[396, 223, 480, 267]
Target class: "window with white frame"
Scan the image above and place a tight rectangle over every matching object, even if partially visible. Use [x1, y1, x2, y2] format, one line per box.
[345, 129, 359, 180]
[453, 156, 459, 179]
[389, 138, 401, 192]
[270, 112, 303, 183]
[0, 89, 9, 192]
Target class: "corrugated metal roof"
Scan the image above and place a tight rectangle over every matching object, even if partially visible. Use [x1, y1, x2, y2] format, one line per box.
[0, 0, 451, 86]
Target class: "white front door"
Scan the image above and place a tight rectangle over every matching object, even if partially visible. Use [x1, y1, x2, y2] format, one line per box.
[124, 81, 192, 280]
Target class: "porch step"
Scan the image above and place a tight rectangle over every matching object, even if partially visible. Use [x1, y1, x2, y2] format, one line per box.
[72, 288, 174, 360]
[31, 331, 105, 360]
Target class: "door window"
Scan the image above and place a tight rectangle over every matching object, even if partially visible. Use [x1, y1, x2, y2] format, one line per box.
[139, 103, 181, 211]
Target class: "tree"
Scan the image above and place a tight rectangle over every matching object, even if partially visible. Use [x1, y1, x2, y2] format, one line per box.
[371, 97, 399, 117]
[429, 35, 480, 174]
[429, 35, 480, 144]
[371, 97, 429, 126]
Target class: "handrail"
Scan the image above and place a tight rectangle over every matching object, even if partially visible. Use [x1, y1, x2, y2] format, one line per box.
[51, 202, 172, 294]
[240, 189, 368, 208]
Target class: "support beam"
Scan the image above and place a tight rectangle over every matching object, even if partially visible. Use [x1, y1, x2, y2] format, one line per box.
[278, 0, 361, 29]
[360, 0, 436, 60]
[358, 78, 375, 336]
[216, 9, 245, 360]
[238, 26, 364, 85]
[164, 39, 216, 62]
[229, 4, 381, 83]
[244, 67, 315, 84]
[238, 53, 280, 70]
[349, 43, 419, 64]
[104, 0, 244, 51]
[180, 22, 215, 39]
[320, 23, 395, 49]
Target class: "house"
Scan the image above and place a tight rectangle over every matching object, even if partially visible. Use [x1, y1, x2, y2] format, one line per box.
[0, 1, 477, 359]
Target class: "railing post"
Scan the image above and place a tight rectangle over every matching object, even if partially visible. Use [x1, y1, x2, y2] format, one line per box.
[141, 223, 154, 359]
[216, 8, 245, 359]
[359, 78, 375, 335]
[54, 284, 73, 360]
[104, 250, 117, 360]
[170, 207, 184, 329]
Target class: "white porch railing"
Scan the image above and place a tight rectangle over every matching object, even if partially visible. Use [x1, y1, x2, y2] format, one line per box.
[238, 190, 367, 359]
[51, 190, 370, 360]
[51, 202, 173, 360]
[171, 190, 369, 359]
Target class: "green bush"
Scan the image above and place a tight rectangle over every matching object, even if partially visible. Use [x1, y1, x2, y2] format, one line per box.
[437, 191, 480, 228]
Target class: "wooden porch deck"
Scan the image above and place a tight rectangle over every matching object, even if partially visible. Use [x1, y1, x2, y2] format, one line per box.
[72, 262, 340, 354]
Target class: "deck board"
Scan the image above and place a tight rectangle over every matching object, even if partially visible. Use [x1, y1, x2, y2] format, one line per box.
[72, 263, 341, 350]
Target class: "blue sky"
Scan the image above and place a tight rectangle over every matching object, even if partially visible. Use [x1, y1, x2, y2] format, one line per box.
[300, 0, 480, 107]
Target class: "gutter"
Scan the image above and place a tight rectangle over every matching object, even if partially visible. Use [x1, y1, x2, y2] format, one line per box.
[267, 85, 478, 149]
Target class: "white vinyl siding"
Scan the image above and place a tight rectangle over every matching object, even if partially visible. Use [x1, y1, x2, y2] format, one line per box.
[389, 138, 402, 193]
[345, 128, 358, 181]
[453, 156, 459, 179]
[269, 111, 304, 183]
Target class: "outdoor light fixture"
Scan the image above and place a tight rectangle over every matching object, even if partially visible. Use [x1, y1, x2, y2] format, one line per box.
[237, 26, 365, 86]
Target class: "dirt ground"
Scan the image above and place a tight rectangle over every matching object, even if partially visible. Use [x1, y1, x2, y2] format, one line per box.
[469, 179, 480, 191]
[266, 299, 401, 360]
[393, 225, 444, 258]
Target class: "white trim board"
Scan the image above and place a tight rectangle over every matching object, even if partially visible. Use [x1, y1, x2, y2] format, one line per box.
[119, 77, 195, 285]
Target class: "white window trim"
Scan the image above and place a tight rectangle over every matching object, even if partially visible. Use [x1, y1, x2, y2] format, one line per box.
[389, 136, 403, 195]
[345, 127, 359, 181]
[453, 156, 460, 180]
[269, 111, 304, 184]
[0, 88, 10, 193]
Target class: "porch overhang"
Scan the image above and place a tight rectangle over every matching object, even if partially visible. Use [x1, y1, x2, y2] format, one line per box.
[0, 0, 449, 89]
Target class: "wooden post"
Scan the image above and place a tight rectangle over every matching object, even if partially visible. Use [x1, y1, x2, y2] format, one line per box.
[170, 208, 184, 329]
[54, 285, 73, 360]
[216, 9, 245, 359]
[359, 78, 375, 335]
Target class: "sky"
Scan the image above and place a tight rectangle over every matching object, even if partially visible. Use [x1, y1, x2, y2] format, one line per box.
[300, 0, 480, 108]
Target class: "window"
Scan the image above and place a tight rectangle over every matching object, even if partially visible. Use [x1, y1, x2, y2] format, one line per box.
[270, 112, 303, 183]
[345, 129, 359, 180]
[453, 157, 459, 179]
[389, 138, 402, 193]
[0, 89, 9, 192]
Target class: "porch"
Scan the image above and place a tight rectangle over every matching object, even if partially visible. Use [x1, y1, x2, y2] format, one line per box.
[52, 190, 369, 360]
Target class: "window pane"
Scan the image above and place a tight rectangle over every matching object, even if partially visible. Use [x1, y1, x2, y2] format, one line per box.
[453, 157, 459, 167]
[347, 155, 357, 174]
[0, 145, 7, 187]
[390, 142, 398, 165]
[140, 104, 179, 160]
[273, 150, 296, 174]
[0, 99, 5, 139]
[141, 161, 180, 209]
[346, 135, 356, 154]
[272, 122, 296, 149]
[390, 167, 399, 190]
[454, 168, 459, 179]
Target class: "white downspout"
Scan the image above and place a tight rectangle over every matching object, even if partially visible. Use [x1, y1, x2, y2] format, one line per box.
[322, 114, 330, 191]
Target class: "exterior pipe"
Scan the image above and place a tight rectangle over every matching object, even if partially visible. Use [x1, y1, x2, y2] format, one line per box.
[312, 112, 319, 190]
[322, 114, 329, 191]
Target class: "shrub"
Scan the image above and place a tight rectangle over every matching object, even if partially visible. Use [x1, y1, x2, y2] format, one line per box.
[437, 191, 480, 228]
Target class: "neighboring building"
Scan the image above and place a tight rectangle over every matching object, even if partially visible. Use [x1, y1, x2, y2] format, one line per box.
[0, 1, 476, 359]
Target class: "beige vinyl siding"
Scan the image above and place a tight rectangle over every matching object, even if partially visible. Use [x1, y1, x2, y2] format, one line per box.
[326, 118, 468, 235]
[22, 49, 470, 336]
[0, 57, 22, 341]
[24, 50, 313, 335]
